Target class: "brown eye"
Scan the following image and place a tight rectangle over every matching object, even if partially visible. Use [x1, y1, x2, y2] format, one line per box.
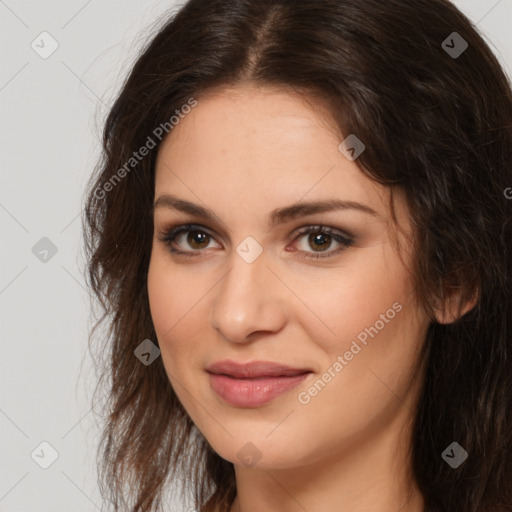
[157, 223, 221, 255]
[292, 225, 354, 260]
[187, 231, 210, 249]
[307, 232, 332, 252]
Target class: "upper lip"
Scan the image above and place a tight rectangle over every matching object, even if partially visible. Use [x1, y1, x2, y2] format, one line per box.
[206, 360, 312, 379]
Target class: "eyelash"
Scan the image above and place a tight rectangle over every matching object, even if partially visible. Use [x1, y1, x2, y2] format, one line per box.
[156, 223, 354, 260]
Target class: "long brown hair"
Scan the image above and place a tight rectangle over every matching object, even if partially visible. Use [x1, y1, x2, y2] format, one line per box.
[82, 1, 512, 510]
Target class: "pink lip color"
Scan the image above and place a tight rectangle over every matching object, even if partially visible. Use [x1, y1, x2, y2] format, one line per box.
[208, 372, 310, 407]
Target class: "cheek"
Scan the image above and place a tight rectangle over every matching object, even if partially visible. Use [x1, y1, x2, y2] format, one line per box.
[290, 243, 415, 353]
[147, 257, 175, 336]
[306, 250, 425, 413]
[147, 264, 190, 409]
[147, 255, 195, 362]
[147, 251, 216, 381]
[147, 251, 201, 335]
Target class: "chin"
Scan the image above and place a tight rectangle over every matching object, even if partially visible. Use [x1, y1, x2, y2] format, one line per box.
[204, 430, 309, 470]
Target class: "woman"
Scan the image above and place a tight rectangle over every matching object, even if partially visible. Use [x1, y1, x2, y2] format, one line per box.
[82, 1, 512, 511]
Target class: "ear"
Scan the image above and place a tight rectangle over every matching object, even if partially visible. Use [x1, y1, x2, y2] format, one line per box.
[432, 286, 479, 325]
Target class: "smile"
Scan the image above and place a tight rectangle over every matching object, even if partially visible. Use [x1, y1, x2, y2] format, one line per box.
[207, 372, 312, 407]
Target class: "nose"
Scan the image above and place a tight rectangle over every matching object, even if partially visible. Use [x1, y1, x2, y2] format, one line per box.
[209, 249, 288, 344]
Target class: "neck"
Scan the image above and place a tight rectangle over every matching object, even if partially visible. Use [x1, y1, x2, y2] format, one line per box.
[228, 404, 424, 512]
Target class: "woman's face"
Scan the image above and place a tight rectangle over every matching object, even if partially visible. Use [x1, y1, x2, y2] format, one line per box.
[147, 85, 430, 470]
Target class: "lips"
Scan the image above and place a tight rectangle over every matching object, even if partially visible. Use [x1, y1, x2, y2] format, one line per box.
[205, 360, 312, 379]
[205, 360, 313, 407]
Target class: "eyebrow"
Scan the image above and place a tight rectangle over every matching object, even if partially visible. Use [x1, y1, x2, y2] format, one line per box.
[152, 194, 379, 226]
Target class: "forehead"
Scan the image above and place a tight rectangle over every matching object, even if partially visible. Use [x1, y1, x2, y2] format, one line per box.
[153, 86, 409, 236]
[161, 85, 342, 152]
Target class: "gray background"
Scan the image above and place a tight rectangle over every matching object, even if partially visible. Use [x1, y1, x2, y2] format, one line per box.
[1, 1, 511, 511]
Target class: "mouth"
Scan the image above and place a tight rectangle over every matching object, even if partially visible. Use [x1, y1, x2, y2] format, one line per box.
[205, 359, 312, 379]
[205, 360, 313, 407]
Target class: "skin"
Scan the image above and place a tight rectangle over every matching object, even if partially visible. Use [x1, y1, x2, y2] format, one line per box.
[147, 85, 439, 512]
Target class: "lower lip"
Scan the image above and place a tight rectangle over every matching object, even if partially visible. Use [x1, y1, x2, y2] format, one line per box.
[208, 372, 311, 407]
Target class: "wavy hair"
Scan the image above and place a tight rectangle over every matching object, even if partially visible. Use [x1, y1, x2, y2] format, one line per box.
[82, 0, 512, 511]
